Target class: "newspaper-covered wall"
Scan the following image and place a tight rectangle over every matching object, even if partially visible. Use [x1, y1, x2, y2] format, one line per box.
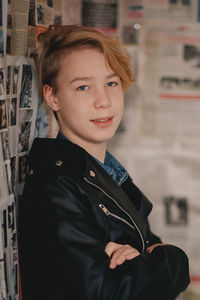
[1, 0, 40, 299]
[6, 0, 63, 57]
[0, 55, 38, 299]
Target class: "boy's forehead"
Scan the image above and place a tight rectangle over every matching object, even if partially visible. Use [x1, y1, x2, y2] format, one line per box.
[61, 45, 103, 60]
[58, 48, 113, 77]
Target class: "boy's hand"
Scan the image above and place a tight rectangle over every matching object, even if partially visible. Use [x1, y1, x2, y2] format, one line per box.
[105, 241, 140, 269]
[147, 243, 168, 254]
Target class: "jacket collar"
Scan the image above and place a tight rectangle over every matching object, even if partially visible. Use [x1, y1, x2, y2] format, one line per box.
[57, 131, 128, 186]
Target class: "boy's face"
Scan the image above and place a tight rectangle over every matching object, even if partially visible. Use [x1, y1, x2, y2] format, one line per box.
[44, 48, 124, 150]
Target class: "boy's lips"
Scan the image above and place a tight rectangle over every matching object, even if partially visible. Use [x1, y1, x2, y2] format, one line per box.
[90, 116, 114, 127]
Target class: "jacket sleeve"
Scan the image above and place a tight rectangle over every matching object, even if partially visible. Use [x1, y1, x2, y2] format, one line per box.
[43, 176, 190, 300]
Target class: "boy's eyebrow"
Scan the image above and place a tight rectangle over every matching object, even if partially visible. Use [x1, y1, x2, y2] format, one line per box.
[69, 76, 91, 84]
[106, 73, 119, 79]
[69, 73, 119, 84]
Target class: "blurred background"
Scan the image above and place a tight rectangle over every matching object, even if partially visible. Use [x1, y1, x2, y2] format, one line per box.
[0, 0, 200, 299]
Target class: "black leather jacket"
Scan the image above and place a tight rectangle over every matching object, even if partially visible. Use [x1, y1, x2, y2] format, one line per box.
[18, 138, 190, 300]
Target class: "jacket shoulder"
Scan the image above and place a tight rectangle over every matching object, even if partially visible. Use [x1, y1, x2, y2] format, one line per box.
[27, 138, 87, 177]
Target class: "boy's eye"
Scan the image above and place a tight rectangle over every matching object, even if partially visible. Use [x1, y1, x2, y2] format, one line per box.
[106, 82, 117, 87]
[77, 85, 88, 91]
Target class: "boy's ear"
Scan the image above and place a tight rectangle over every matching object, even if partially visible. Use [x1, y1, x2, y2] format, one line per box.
[43, 84, 60, 111]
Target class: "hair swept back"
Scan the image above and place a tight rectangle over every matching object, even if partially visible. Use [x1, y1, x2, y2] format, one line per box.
[37, 24, 134, 101]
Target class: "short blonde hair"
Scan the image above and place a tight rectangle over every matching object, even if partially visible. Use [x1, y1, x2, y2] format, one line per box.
[37, 25, 134, 101]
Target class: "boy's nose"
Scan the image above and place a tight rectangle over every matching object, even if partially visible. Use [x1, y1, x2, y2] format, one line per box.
[94, 88, 112, 109]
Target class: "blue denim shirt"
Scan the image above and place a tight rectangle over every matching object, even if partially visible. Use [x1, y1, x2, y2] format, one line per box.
[57, 132, 128, 186]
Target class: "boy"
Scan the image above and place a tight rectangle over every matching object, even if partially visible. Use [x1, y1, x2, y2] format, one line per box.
[19, 25, 190, 300]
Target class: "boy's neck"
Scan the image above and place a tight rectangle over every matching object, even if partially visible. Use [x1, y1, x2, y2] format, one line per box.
[79, 141, 107, 164]
[87, 144, 106, 164]
[58, 130, 107, 163]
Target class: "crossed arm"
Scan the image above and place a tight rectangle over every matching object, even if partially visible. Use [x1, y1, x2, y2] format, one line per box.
[105, 241, 166, 269]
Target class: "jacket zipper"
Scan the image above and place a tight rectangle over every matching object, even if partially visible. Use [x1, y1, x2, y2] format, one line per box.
[99, 203, 136, 231]
[84, 177, 145, 254]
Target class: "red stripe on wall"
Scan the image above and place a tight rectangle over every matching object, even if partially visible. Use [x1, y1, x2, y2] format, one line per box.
[159, 94, 200, 100]
[190, 276, 200, 283]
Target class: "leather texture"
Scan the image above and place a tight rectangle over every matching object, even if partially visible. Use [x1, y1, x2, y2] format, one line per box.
[18, 138, 190, 300]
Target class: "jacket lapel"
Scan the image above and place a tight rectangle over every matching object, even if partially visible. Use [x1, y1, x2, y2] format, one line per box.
[84, 156, 147, 241]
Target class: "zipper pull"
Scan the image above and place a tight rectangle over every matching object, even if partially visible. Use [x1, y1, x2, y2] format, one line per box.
[99, 204, 110, 216]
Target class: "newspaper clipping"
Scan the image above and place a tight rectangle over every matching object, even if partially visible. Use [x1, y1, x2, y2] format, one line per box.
[82, 0, 118, 34]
